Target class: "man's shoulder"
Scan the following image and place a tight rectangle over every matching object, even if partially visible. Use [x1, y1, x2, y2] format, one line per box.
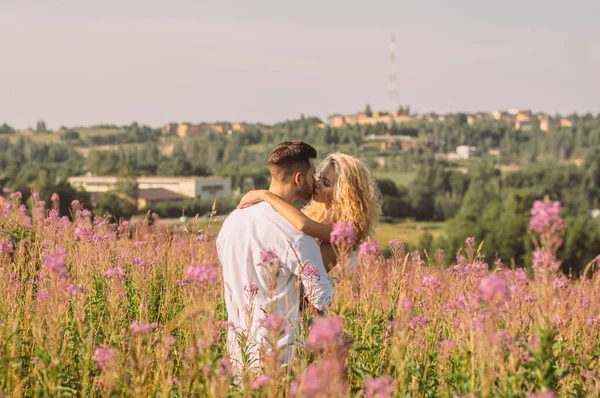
[222, 203, 269, 224]
[219, 203, 291, 235]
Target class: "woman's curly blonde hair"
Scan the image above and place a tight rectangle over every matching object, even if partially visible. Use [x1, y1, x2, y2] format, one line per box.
[302, 153, 382, 242]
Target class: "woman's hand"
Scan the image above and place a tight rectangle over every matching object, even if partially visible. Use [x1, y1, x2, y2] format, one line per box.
[237, 190, 270, 209]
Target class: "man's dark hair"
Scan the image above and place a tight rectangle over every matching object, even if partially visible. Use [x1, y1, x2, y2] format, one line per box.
[268, 141, 317, 180]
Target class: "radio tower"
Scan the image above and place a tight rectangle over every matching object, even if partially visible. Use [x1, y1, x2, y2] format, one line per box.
[387, 33, 398, 137]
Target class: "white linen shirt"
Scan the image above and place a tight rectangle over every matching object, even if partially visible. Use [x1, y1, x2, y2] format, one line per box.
[216, 202, 333, 370]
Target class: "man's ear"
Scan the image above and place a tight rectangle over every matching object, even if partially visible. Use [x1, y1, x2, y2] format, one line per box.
[293, 172, 302, 187]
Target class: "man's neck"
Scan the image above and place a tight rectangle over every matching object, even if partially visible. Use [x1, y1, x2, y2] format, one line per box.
[268, 184, 296, 205]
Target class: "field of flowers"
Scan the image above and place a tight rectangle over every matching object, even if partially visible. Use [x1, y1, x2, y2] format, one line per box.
[1, 192, 599, 397]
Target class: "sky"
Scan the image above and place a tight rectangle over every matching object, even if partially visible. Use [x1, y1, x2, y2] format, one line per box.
[1, 0, 599, 129]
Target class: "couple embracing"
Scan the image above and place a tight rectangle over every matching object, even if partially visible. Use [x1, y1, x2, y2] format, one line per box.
[216, 140, 381, 373]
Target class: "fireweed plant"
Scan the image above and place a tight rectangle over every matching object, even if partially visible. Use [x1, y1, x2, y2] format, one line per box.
[0, 193, 599, 397]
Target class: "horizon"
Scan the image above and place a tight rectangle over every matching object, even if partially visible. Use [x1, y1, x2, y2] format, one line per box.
[2, 0, 599, 130]
[7, 106, 597, 132]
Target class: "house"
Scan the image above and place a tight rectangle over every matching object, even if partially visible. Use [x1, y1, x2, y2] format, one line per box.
[328, 114, 345, 127]
[137, 188, 188, 209]
[515, 120, 532, 131]
[68, 176, 233, 208]
[176, 123, 203, 138]
[560, 118, 573, 128]
[161, 123, 177, 136]
[456, 145, 476, 159]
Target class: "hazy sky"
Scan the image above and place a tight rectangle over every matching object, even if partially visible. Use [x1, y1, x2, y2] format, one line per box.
[1, 0, 599, 129]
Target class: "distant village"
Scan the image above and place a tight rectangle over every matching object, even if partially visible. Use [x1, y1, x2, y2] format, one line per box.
[326, 108, 574, 132]
[5, 107, 585, 214]
[154, 108, 576, 139]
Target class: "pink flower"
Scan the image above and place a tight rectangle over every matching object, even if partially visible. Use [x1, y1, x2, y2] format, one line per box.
[290, 364, 321, 397]
[129, 321, 158, 334]
[492, 331, 512, 346]
[422, 275, 441, 289]
[51, 193, 59, 202]
[75, 226, 93, 240]
[10, 192, 22, 200]
[465, 237, 476, 249]
[306, 317, 344, 350]
[526, 391, 557, 398]
[195, 234, 208, 244]
[594, 254, 600, 267]
[289, 360, 346, 397]
[260, 314, 288, 335]
[532, 249, 560, 273]
[185, 264, 218, 286]
[478, 274, 510, 302]
[581, 369, 596, 380]
[103, 266, 126, 280]
[364, 375, 395, 398]
[389, 239, 404, 251]
[37, 289, 50, 302]
[302, 265, 321, 283]
[217, 357, 234, 379]
[441, 339, 455, 352]
[259, 249, 279, 267]
[514, 268, 529, 284]
[330, 222, 357, 246]
[162, 335, 176, 351]
[93, 346, 115, 368]
[133, 257, 146, 267]
[402, 297, 414, 313]
[132, 241, 147, 248]
[251, 375, 271, 390]
[243, 284, 259, 300]
[494, 258, 505, 269]
[529, 200, 564, 234]
[0, 237, 13, 254]
[552, 276, 568, 290]
[42, 250, 69, 280]
[65, 284, 86, 297]
[409, 316, 429, 329]
[359, 239, 380, 258]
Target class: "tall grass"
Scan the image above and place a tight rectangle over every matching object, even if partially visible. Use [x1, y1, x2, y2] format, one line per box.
[0, 193, 598, 397]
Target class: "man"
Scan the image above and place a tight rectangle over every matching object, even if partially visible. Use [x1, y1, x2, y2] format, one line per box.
[216, 141, 333, 372]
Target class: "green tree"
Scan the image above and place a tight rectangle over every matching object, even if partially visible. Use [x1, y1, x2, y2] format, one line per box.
[97, 193, 137, 222]
[60, 130, 80, 141]
[36, 120, 47, 133]
[560, 216, 600, 275]
[364, 104, 373, 117]
[0, 123, 15, 135]
[582, 147, 600, 209]
[115, 167, 139, 200]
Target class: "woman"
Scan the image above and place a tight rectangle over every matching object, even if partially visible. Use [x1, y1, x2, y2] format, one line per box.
[238, 153, 382, 270]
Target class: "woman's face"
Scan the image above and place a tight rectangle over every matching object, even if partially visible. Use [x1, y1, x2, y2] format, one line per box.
[312, 163, 336, 204]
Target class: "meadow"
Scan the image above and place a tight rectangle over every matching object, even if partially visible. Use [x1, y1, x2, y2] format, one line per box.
[0, 193, 599, 397]
[371, 171, 417, 188]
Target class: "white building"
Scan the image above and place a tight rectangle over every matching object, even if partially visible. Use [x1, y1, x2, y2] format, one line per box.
[67, 176, 232, 201]
[456, 145, 476, 160]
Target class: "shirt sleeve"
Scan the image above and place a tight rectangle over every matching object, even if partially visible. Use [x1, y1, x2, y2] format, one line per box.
[288, 235, 333, 311]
